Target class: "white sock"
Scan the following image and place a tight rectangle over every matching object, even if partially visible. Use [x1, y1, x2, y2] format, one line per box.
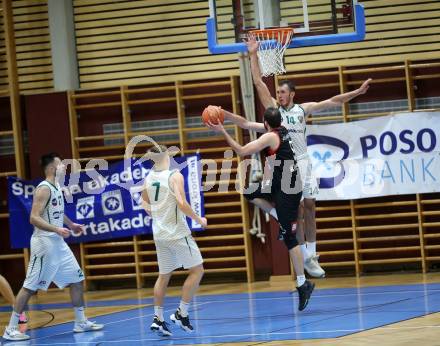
[179, 300, 190, 317]
[300, 244, 310, 261]
[74, 306, 86, 323]
[296, 275, 306, 287]
[154, 306, 164, 321]
[8, 311, 20, 329]
[269, 208, 278, 220]
[307, 241, 317, 256]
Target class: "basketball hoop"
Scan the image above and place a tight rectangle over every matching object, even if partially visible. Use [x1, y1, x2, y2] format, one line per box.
[247, 28, 293, 77]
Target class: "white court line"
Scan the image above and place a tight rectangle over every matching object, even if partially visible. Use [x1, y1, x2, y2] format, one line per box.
[194, 288, 440, 304]
[30, 287, 440, 312]
[32, 301, 212, 341]
[27, 325, 440, 345]
[30, 287, 440, 342]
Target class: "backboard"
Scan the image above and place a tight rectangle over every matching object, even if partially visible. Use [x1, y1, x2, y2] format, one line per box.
[207, 0, 365, 54]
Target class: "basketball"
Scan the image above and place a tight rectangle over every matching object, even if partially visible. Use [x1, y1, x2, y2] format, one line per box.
[202, 105, 224, 125]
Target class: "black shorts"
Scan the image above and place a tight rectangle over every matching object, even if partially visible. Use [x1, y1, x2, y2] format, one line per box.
[245, 182, 302, 250]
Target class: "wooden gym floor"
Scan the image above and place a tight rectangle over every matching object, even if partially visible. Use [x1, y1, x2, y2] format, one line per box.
[1, 272, 440, 345]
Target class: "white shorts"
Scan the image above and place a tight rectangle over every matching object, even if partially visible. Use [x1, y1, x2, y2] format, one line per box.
[298, 156, 319, 199]
[154, 236, 203, 275]
[23, 236, 84, 291]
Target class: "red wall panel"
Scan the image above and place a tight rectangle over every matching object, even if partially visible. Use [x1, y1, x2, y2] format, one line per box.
[25, 92, 72, 179]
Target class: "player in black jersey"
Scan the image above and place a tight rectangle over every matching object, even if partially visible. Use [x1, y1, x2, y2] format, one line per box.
[207, 107, 314, 311]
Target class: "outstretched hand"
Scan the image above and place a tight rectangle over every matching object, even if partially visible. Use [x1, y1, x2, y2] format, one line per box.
[357, 78, 372, 95]
[243, 33, 259, 55]
[206, 121, 225, 133]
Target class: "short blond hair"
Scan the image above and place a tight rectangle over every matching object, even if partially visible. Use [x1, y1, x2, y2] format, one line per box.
[148, 144, 168, 155]
[147, 144, 169, 164]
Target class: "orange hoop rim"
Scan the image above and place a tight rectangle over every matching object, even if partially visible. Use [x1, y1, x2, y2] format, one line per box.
[247, 27, 294, 43]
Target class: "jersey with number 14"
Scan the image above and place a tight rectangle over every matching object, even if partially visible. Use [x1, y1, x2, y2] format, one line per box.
[145, 169, 191, 241]
[278, 104, 308, 159]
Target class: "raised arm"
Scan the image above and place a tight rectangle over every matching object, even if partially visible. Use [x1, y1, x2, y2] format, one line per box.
[170, 173, 207, 228]
[207, 121, 276, 157]
[301, 78, 372, 116]
[223, 109, 266, 133]
[30, 186, 70, 238]
[245, 35, 278, 109]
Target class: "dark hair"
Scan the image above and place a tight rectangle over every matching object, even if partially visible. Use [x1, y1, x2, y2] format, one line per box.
[263, 107, 282, 128]
[278, 79, 296, 92]
[40, 152, 60, 171]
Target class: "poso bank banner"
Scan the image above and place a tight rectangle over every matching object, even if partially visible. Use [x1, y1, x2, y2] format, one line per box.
[8, 154, 204, 249]
[307, 112, 440, 200]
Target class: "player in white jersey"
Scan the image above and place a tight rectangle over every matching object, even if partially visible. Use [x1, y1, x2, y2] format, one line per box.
[224, 35, 371, 278]
[142, 145, 207, 336]
[3, 153, 103, 341]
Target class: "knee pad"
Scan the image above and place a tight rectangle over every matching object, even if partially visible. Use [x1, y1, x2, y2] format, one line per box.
[283, 232, 299, 250]
[279, 222, 299, 250]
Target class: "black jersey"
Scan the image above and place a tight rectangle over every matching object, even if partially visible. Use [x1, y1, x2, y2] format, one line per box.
[245, 125, 302, 250]
[264, 126, 298, 191]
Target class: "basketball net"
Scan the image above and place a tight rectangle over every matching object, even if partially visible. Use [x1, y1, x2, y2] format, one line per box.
[248, 28, 293, 77]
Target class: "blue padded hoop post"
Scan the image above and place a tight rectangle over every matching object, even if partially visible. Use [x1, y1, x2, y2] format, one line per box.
[207, 4, 365, 54]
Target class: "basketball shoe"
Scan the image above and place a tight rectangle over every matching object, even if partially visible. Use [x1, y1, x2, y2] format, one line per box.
[150, 315, 172, 336]
[170, 308, 193, 332]
[297, 280, 315, 311]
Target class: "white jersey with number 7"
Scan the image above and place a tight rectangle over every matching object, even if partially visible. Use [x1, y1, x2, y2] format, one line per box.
[144, 169, 191, 241]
